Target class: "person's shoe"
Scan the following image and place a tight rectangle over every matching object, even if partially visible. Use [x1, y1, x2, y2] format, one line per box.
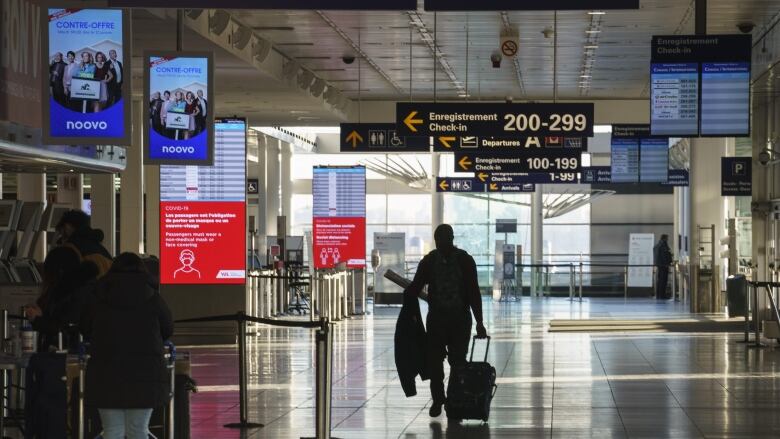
[429, 401, 443, 417]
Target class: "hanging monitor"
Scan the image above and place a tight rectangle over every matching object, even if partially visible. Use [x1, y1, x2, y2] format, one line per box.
[312, 166, 366, 269]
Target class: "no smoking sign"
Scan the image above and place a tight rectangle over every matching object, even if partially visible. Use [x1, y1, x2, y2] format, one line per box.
[501, 40, 518, 57]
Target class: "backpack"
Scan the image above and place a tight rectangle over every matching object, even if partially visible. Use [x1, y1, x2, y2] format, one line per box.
[429, 249, 466, 311]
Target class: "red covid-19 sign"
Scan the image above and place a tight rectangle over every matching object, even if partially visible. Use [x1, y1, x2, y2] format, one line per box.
[313, 217, 366, 269]
[160, 201, 246, 284]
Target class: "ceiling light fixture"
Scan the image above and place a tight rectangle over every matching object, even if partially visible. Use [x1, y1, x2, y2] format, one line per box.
[588, 11, 606, 15]
[208, 10, 231, 36]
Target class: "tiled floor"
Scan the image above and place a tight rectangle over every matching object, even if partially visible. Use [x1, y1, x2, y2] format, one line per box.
[187, 298, 780, 438]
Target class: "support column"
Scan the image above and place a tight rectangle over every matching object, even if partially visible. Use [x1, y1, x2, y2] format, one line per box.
[90, 174, 116, 256]
[56, 174, 83, 210]
[265, 139, 280, 238]
[689, 137, 731, 312]
[530, 186, 543, 296]
[431, 152, 443, 232]
[17, 174, 46, 260]
[280, 142, 292, 223]
[144, 165, 160, 257]
[120, 100, 144, 254]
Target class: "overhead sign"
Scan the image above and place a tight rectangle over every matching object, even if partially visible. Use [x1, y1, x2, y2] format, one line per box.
[651, 35, 752, 137]
[312, 166, 366, 269]
[721, 157, 752, 196]
[339, 123, 428, 152]
[159, 118, 246, 285]
[663, 169, 690, 186]
[396, 102, 594, 137]
[478, 172, 579, 185]
[424, 0, 638, 10]
[454, 149, 581, 174]
[500, 30, 519, 57]
[432, 135, 586, 152]
[581, 166, 612, 184]
[144, 52, 214, 165]
[496, 219, 517, 234]
[611, 124, 669, 183]
[108, 0, 417, 9]
[487, 182, 535, 193]
[436, 177, 485, 193]
[43, 8, 131, 145]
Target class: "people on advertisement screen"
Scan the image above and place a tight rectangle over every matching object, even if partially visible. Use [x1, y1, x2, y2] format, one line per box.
[196, 89, 207, 133]
[183, 91, 200, 140]
[50, 52, 67, 107]
[174, 249, 201, 280]
[77, 52, 96, 79]
[149, 92, 164, 134]
[403, 224, 487, 418]
[160, 90, 173, 137]
[93, 51, 114, 113]
[108, 49, 123, 106]
[63, 51, 80, 110]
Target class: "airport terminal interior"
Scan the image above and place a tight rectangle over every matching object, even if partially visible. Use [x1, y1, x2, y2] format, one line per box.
[3, 0, 780, 437]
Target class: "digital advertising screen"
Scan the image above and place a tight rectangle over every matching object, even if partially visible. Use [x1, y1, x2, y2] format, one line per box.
[144, 52, 214, 165]
[43, 8, 131, 145]
[650, 63, 699, 136]
[701, 62, 750, 136]
[159, 118, 246, 285]
[312, 166, 366, 269]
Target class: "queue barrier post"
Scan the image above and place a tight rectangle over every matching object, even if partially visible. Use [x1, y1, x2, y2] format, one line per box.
[578, 263, 584, 301]
[225, 312, 264, 430]
[623, 266, 629, 299]
[569, 264, 574, 301]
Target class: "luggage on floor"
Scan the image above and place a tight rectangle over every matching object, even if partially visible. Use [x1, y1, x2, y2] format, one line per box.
[149, 353, 196, 439]
[445, 336, 497, 422]
[24, 352, 68, 439]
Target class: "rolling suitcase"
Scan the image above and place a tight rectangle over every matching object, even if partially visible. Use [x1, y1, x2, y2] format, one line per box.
[445, 336, 497, 422]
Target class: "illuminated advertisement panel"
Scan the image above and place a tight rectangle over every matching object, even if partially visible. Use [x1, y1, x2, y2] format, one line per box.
[159, 118, 246, 284]
[43, 8, 131, 145]
[144, 52, 214, 165]
[312, 166, 366, 269]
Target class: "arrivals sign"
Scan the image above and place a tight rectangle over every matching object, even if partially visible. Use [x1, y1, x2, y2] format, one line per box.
[43, 8, 131, 145]
[159, 118, 247, 285]
[339, 123, 428, 152]
[721, 157, 752, 196]
[144, 51, 214, 165]
[396, 103, 594, 137]
[454, 149, 581, 173]
[312, 166, 366, 269]
[424, 0, 638, 10]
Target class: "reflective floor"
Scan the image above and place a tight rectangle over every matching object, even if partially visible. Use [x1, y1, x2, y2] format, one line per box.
[187, 297, 780, 438]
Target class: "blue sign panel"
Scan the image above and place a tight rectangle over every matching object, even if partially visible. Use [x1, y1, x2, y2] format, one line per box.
[145, 53, 214, 165]
[43, 9, 131, 145]
[721, 157, 752, 196]
[701, 62, 750, 136]
[639, 138, 669, 183]
[435, 178, 485, 193]
[650, 63, 699, 136]
[581, 167, 612, 184]
[481, 172, 579, 184]
[662, 169, 690, 186]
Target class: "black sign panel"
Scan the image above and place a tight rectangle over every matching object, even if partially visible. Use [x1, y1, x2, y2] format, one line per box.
[651, 35, 752, 63]
[454, 149, 581, 174]
[721, 157, 752, 196]
[436, 178, 485, 193]
[397, 103, 594, 137]
[247, 178, 259, 194]
[581, 166, 613, 184]
[340, 123, 429, 153]
[433, 135, 587, 152]
[487, 182, 536, 193]
[477, 172, 579, 185]
[424, 0, 638, 11]
[109, 0, 416, 9]
[662, 169, 690, 187]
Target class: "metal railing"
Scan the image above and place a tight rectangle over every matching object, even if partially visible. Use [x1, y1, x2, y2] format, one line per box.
[743, 281, 780, 347]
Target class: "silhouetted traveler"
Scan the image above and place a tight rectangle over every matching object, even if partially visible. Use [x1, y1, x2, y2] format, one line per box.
[56, 210, 113, 277]
[81, 253, 174, 439]
[24, 246, 98, 352]
[404, 224, 487, 418]
[654, 234, 673, 300]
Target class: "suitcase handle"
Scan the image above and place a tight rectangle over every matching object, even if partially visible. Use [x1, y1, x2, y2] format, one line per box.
[469, 335, 491, 362]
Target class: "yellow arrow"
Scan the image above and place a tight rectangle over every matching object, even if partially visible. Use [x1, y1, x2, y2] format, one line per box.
[438, 179, 449, 191]
[345, 130, 363, 148]
[490, 183, 498, 191]
[458, 156, 473, 171]
[477, 172, 489, 183]
[439, 136, 456, 149]
[404, 111, 424, 132]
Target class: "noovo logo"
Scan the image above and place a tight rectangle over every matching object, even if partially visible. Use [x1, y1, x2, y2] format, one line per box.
[161, 146, 196, 154]
[66, 121, 108, 130]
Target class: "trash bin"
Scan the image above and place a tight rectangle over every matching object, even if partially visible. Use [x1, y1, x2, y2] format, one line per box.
[726, 274, 747, 318]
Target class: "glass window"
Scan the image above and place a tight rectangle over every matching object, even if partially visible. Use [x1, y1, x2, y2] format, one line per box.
[387, 194, 432, 224]
[387, 225, 432, 257]
[443, 195, 489, 224]
[366, 194, 387, 224]
[291, 194, 313, 230]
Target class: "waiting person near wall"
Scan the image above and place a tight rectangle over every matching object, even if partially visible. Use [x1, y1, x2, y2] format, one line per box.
[654, 234, 674, 300]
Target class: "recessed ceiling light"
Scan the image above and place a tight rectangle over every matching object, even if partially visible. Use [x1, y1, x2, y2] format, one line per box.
[588, 11, 606, 15]
[580, 75, 591, 78]
[584, 45, 599, 49]
[586, 30, 601, 34]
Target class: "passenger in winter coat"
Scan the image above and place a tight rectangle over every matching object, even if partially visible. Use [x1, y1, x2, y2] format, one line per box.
[654, 234, 674, 300]
[404, 224, 487, 418]
[81, 252, 174, 439]
[24, 246, 98, 352]
[56, 209, 113, 277]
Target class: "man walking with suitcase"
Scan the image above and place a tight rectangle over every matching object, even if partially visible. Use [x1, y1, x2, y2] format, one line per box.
[404, 224, 487, 418]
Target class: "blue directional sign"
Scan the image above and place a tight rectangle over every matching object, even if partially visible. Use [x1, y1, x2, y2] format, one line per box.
[340, 123, 429, 152]
[476, 172, 579, 185]
[436, 178, 485, 193]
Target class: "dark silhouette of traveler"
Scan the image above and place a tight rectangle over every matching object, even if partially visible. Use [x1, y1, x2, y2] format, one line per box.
[56, 210, 113, 277]
[404, 224, 487, 418]
[654, 234, 673, 300]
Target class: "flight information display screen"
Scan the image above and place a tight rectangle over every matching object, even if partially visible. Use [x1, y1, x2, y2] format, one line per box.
[159, 118, 246, 285]
[650, 63, 699, 136]
[312, 166, 366, 269]
[700, 62, 750, 136]
[639, 138, 669, 183]
[610, 139, 639, 183]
